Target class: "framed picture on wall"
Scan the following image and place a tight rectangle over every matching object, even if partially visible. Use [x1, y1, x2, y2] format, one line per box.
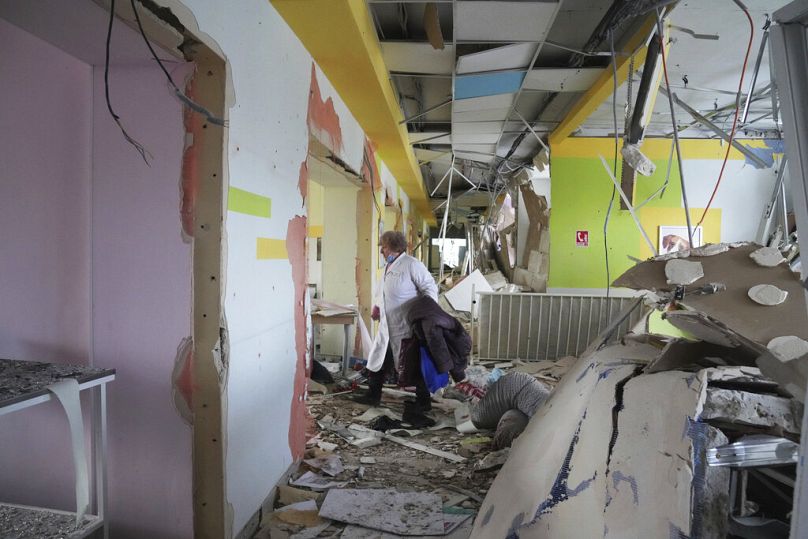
[659, 225, 703, 254]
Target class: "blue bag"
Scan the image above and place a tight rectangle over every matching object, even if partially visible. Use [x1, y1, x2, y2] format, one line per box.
[420, 346, 449, 394]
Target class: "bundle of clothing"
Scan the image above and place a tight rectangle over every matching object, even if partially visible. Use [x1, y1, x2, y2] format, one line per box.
[398, 296, 471, 391]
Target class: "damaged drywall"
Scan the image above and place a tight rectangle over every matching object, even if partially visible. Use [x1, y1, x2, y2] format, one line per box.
[307, 64, 343, 155]
[172, 336, 195, 424]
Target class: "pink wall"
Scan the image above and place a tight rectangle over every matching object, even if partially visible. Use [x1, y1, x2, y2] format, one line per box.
[91, 63, 193, 538]
[0, 16, 193, 538]
[0, 17, 93, 510]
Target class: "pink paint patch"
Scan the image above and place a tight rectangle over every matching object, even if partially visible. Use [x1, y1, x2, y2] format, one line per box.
[286, 215, 309, 460]
[171, 337, 195, 425]
[307, 64, 343, 153]
[298, 161, 308, 207]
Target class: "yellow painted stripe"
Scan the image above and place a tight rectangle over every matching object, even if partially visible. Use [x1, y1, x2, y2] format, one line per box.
[272, 0, 435, 225]
[228, 187, 271, 218]
[552, 137, 780, 161]
[308, 225, 324, 238]
[256, 238, 288, 260]
[549, 15, 657, 146]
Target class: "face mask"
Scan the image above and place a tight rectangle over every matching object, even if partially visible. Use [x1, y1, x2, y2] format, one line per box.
[386, 254, 396, 264]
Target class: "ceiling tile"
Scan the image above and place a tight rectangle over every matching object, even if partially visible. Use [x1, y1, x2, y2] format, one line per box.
[456, 43, 538, 74]
[523, 67, 604, 92]
[381, 42, 455, 75]
[452, 133, 501, 144]
[455, 71, 526, 99]
[453, 93, 515, 113]
[453, 121, 505, 134]
[455, 1, 559, 42]
[452, 107, 513, 122]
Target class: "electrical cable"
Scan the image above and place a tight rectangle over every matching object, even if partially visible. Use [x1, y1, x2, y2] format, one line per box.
[657, 9, 694, 247]
[695, 0, 755, 228]
[130, 0, 226, 127]
[105, 0, 151, 164]
[604, 29, 619, 300]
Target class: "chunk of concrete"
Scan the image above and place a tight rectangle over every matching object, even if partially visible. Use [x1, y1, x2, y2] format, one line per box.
[665, 259, 704, 285]
[750, 246, 786, 267]
[702, 387, 801, 434]
[748, 284, 788, 306]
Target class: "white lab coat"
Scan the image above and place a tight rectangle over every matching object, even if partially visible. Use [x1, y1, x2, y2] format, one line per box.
[367, 254, 438, 372]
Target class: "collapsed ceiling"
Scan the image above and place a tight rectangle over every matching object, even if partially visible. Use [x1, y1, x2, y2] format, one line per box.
[367, 0, 786, 220]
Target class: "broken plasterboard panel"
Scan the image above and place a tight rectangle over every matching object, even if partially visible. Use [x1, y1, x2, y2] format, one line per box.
[445, 269, 493, 313]
[644, 338, 759, 373]
[614, 244, 808, 344]
[663, 311, 766, 356]
[602, 370, 710, 538]
[319, 489, 444, 536]
[456, 43, 537, 74]
[471, 343, 657, 538]
[702, 387, 801, 434]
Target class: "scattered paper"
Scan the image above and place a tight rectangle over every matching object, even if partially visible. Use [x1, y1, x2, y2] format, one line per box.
[289, 471, 347, 491]
[304, 454, 344, 477]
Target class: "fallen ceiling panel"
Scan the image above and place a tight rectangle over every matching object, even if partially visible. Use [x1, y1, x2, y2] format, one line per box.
[380, 42, 455, 75]
[524, 67, 604, 92]
[456, 42, 538, 74]
[453, 93, 516, 113]
[455, 1, 559, 42]
[455, 71, 527, 99]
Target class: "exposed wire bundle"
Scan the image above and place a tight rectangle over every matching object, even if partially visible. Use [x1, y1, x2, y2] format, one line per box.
[103, 0, 227, 164]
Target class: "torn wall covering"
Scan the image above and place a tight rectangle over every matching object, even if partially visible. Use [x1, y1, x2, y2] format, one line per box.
[549, 138, 779, 290]
[160, 1, 415, 535]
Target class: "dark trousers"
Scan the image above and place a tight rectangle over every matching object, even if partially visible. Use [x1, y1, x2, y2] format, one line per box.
[367, 344, 430, 403]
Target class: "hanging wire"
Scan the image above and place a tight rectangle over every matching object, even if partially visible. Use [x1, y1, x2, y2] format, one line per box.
[604, 29, 619, 300]
[105, 0, 152, 164]
[695, 0, 755, 228]
[130, 0, 226, 127]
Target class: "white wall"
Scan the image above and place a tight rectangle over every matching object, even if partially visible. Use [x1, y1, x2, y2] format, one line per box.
[682, 158, 778, 243]
[0, 17, 93, 512]
[163, 1, 415, 533]
[0, 15, 193, 538]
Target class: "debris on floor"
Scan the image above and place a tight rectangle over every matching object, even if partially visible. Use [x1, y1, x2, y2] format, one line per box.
[473, 242, 805, 538]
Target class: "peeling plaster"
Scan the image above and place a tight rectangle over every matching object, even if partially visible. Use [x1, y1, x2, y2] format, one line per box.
[298, 161, 308, 207]
[307, 64, 343, 154]
[286, 215, 309, 460]
[361, 137, 381, 192]
[172, 336, 195, 425]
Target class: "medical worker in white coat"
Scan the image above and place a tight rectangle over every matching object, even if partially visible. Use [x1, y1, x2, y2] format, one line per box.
[354, 231, 438, 406]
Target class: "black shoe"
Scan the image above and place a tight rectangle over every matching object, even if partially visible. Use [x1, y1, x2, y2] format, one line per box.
[406, 397, 432, 412]
[403, 402, 436, 428]
[352, 391, 381, 406]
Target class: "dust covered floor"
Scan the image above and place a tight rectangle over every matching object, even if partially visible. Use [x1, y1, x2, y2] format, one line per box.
[252, 359, 571, 538]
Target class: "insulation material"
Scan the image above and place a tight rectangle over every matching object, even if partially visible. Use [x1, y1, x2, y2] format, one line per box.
[471, 342, 659, 538]
[614, 244, 808, 344]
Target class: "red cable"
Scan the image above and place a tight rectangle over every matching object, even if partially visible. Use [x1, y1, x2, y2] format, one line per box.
[694, 3, 755, 228]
